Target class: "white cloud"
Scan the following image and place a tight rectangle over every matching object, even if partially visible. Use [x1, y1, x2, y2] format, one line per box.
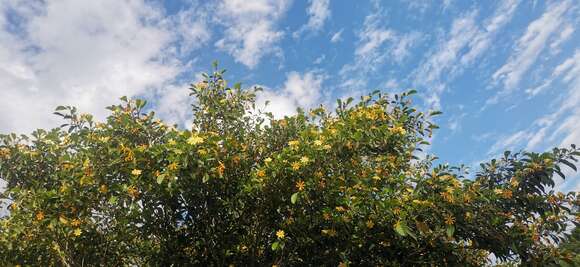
[549, 23, 574, 55]
[487, 130, 531, 156]
[413, 1, 520, 110]
[412, 11, 480, 109]
[484, 50, 580, 192]
[330, 29, 343, 43]
[384, 78, 399, 89]
[339, 3, 422, 92]
[0, 0, 209, 134]
[170, 5, 211, 56]
[460, 0, 520, 66]
[492, 0, 571, 94]
[215, 0, 291, 68]
[256, 71, 326, 118]
[313, 54, 325, 64]
[293, 0, 330, 38]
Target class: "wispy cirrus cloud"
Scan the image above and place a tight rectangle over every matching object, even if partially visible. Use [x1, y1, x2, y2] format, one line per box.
[489, 0, 572, 104]
[339, 2, 422, 93]
[413, 0, 520, 110]
[485, 49, 580, 191]
[330, 28, 343, 43]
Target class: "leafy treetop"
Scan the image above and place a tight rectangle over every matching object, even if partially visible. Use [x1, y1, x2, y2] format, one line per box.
[0, 64, 579, 266]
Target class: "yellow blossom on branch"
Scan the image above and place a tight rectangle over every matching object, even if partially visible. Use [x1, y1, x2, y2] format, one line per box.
[276, 229, 285, 239]
[73, 228, 82, 237]
[35, 211, 45, 221]
[187, 135, 204, 145]
[444, 214, 455, 225]
[291, 162, 301, 171]
[295, 180, 305, 191]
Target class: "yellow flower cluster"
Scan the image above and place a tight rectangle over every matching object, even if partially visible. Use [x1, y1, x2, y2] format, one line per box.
[187, 135, 204, 145]
[288, 140, 300, 147]
[390, 126, 407, 135]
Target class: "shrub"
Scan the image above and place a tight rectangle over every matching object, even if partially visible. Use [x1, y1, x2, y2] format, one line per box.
[0, 64, 578, 266]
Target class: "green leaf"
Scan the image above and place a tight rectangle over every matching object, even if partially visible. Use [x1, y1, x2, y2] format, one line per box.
[271, 241, 280, 251]
[108, 196, 118, 205]
[156, 174, 165, 184]
[560, 159, 577, 172]
[446, 225, 455, 238]
[429, 110, 443, 116]
[291, 192, 299, 204]
[395, 221, 407, 237]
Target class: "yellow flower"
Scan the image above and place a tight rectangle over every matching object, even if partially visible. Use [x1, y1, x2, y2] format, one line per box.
[295, 180, 305, 191]
[257, 170, 266, 178]
[300, 156, 309, 164]
[217, 161, 226, 176]
[127, 186, 139, 198]
[323, 144, 332, 150]
[168, 139, 177, 146]
[366, 220, 375, 229]
[321, 229, 337, 237]
[465, 212, 473, 221]
[335, 206, 346, 212]
[276, 229, 285, 239]
[510, 177, 519, 187]
[390, 126, 407, 135]
[291, 162, 301, 171]
[36, 211, 45, 221]
[288, 140, 300, 147]
[187, 135, 204, 145]
[444, 214, 455, 225]
[494, 189, 503, 195]
[393, 207, 401, 215]
[59, 215, 68, 225]
[440, 192, 454, 203]
[71, 219, 81, 227]
[502, 190, 513, 199]
[168, 162, 179, 171]
[131, 169, 142, 176]
[264, 157, 272, 163]
[196, 82, 208, 89]
[313, 140, 323, 146]
[99, 184, 108, 194]
[73, 228, 82, 237]
[323, 212, 331, 220]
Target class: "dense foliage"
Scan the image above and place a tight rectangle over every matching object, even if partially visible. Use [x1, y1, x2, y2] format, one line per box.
[0, 65, 579, 266]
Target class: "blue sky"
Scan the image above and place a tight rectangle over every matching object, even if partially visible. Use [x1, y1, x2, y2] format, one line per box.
[0, 0, 579, 191]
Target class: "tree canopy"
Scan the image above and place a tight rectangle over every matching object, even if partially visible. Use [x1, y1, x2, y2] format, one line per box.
[0, 64, 579, 266]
